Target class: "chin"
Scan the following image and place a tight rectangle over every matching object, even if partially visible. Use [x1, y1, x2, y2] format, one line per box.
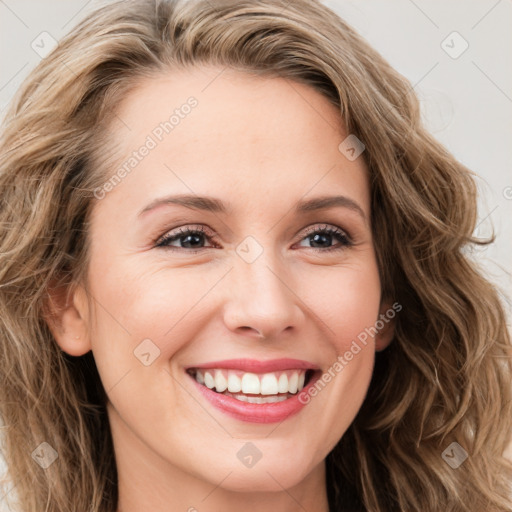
[202, 456, 315, 493]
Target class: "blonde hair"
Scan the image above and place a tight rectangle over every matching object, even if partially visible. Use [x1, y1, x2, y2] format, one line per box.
[1, 0, 511, 510]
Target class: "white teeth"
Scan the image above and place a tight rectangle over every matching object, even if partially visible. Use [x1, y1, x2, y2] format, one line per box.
[224, 392, 289, 404]
[241, 373, 260, 394]
[193, 368, 310, 396]
[245, 395, 286, 404]
[264, 395, 288, 403]
[204, 371, 215, 389]
[227, 373, 242, 392]
[277, 373, 289, 393]
[298, 371, 305, 390]
[214, 370, 228, 392]
[260, 373, 278, 395]
[288, 372, 299, 394]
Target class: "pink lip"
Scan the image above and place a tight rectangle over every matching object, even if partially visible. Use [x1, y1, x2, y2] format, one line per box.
[187, 358, 319, 373]
[188, 368, 322, 424]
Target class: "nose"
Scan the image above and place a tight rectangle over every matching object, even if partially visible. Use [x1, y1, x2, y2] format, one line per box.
[222, 251, 305, 340]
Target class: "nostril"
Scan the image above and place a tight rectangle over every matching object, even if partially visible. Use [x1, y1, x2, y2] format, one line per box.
[242, 326, 265, 337]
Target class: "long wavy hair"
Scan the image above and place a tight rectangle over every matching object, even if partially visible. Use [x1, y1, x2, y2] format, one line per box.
[0, 0, 511, 510]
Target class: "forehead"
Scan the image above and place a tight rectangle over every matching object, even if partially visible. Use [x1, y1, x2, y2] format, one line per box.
[94, 66, 370, 219]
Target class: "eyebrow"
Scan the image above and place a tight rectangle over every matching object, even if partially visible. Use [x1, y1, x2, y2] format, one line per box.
[138, 194, 366, 221]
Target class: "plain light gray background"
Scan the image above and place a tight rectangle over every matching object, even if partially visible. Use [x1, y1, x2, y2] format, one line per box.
[1, 0, 511, 509]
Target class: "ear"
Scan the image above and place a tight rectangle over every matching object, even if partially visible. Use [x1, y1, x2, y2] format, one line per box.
[43, 280, 92, 356]
[374, 298, 399, 352]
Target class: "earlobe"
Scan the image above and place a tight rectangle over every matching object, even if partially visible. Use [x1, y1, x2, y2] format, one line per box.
[43, 281, 92, 356]
[374, 299, 398, 352]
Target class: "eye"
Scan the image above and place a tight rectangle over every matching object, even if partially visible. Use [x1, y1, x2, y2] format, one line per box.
[155, 223, 352, 253]
[295, 224, 352, 252]
[155, 225, 217, 253]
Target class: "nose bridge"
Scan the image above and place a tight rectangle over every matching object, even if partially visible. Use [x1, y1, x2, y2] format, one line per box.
[222, 238, 302, 338]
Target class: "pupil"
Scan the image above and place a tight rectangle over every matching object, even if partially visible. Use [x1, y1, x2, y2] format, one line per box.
[311, 233, 331, 248]
[183, 234, 203, 248]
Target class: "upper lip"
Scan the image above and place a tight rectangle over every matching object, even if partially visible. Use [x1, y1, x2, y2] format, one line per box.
[187, 358, 320, 373]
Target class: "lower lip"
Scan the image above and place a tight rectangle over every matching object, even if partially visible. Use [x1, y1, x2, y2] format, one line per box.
[190, 371, 320, 424]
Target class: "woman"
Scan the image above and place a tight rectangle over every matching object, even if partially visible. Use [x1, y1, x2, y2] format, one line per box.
[0, 0, 511, 511]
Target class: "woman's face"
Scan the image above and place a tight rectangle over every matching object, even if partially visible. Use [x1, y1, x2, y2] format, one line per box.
[66, 67, 392, 495]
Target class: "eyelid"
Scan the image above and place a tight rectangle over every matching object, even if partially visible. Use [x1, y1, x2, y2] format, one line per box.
[300, 223, 351, 241]
[155, 224, 218, 248]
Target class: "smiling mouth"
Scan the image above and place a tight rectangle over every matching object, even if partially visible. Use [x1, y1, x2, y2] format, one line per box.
[186, 368, 316, 404]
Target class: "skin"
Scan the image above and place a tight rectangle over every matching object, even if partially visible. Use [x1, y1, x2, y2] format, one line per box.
[47, 66, 394, 512]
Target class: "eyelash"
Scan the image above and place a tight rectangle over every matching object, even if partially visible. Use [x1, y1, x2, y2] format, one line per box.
[155, 224, 353, 254]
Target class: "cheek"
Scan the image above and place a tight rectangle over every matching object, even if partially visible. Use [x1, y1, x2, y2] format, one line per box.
[86, 257, 227, 373]
[294, 258, 381, 439]
[308, 259, 382, 349]
[84, 260, 214, 436]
